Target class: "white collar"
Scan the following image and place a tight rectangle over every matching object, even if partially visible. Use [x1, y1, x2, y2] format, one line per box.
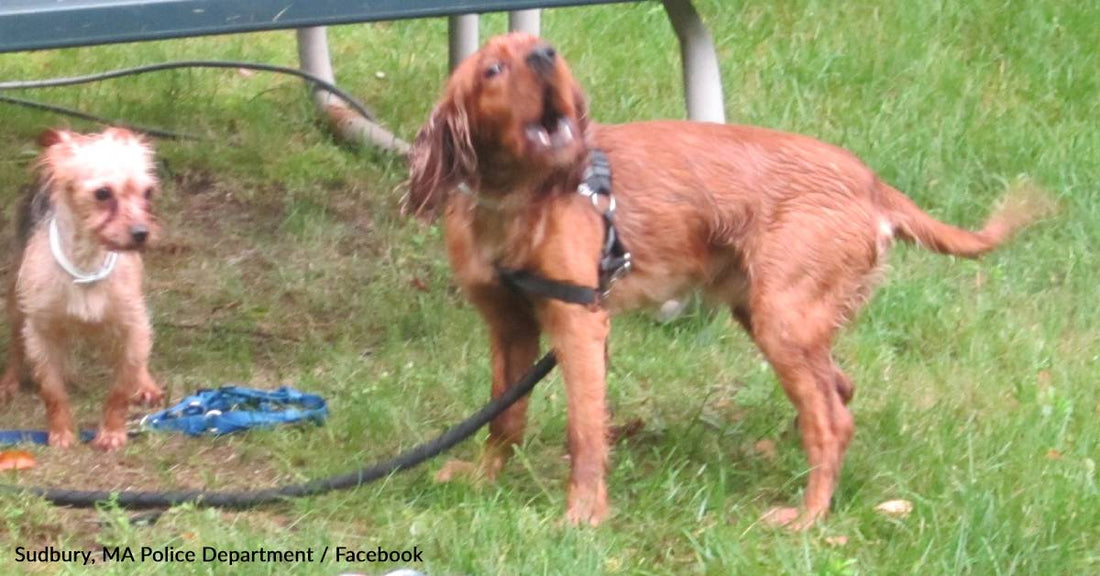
[48, 217, 119, 285]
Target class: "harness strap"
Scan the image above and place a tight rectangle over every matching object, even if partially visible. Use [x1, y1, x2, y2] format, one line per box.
[497, 268, 599, 306]
[494, 148, 631, 306]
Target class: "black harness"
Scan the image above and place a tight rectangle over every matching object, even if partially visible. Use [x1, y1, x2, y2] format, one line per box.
[496, 149, 632, 306]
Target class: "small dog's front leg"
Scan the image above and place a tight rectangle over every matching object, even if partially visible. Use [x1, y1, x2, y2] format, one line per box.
[92, 367, 136, 452]
[541, 300, 611, 526]
[127, 311, 163, 407]
[94, 318, 157, 451]
[25, 324, 75, 447]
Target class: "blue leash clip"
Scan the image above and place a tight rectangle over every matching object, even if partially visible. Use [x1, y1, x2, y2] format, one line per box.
[140, 386, 328, 437]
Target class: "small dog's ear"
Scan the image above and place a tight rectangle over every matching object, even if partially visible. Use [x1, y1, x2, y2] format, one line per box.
[38, 129, 72, 148]
[404, 99, 476, 221]
[103, 126, 141, 142]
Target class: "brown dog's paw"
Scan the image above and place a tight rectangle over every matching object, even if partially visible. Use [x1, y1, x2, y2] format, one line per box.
[566, 482, 609, 527]
[434, 459, 477, 483]
[48, 428, 76, 448]
[131, 381, 164, 406]
[90, 428, 127, 451]
[761, 506, 799, 527]
[761, 506, 823, 531]
[434, 450, 507, 484]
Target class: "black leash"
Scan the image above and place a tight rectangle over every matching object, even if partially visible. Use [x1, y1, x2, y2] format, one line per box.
[0, 353, 557, 508]
[0, 60, 380, 141]
[0, 151, 626, 511]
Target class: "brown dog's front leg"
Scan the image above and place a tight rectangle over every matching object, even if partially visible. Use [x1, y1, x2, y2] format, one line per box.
[540, 300, 611, 526]
[481, 292, 540, 479]
[437, 286, 539, 483]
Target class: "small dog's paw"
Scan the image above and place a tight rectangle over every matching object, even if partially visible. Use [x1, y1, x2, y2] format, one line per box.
[0, 373, 19, 404]
[90, 429, 127, 451]
[131, 381, 164, 406]
[48, 429, 76, 448]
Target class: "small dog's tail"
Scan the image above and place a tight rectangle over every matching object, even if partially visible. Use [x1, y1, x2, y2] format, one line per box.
[878, 180, 1055, 259]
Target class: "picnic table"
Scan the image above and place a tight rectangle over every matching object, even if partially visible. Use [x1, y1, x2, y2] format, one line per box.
[0, 0, 724, 151]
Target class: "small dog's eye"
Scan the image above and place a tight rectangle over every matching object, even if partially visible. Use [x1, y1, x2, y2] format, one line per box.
[94, 187, 112, 201]
[144, 187, 155, 200]
[484, 63, 505, 79]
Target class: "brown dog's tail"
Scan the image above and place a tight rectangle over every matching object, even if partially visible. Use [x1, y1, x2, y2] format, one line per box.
[878, 180, 1055, 259]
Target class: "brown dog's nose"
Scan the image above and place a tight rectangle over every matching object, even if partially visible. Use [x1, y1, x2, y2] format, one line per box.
[526, 45, 557, 74]
[130, 224, 149, 245]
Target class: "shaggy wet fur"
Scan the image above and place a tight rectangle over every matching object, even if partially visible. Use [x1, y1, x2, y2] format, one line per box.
[0, 128, 164, 451]
[407, 33, 1045, 527]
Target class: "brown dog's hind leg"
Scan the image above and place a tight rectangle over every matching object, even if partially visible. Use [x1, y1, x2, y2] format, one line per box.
[832, 360, 855, 405]
[750, 293, 855, 530]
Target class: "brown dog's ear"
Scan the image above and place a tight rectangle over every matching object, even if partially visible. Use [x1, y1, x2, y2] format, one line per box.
[38, 128, 73, 148]
[404, 100, 476, 220]
[572, 86, 590, 136]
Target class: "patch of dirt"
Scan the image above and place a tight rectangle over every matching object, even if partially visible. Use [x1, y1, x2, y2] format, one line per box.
[0, 389, 286, 494]
[0, 165, 392, 535]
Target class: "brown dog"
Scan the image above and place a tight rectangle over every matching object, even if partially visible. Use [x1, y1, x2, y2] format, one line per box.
[407, 33, 1044, 528]
[0, 128, 163, 451]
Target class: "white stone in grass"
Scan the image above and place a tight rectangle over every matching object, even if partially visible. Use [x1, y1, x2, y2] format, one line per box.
[655, 299, 686, 323]
[875, 499, 914, 518]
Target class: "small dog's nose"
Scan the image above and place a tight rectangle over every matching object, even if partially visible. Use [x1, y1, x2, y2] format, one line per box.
[130, 225, 149, 245]
[526, 45, 557, 74]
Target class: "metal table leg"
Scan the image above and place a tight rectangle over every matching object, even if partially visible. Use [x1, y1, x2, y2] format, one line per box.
[449, 14, 480, 72]
[296, 27, 409, 154]
[509, 9, 541, 35]
[661, 0, 725, 123]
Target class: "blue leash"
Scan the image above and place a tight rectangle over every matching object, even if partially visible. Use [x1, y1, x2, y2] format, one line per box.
[0, 429, 97, 445]
[0, 386, 327, 445]
[141, 386, 328, 436]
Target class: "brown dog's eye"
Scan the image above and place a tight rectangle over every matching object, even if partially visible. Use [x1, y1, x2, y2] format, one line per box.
[94, 187, 112, 201]
[484, 63, 505, 79]
[144, 187, 155, 200]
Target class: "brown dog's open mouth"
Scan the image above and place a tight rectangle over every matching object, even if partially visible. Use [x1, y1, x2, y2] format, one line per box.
[525, 93, 575, 152]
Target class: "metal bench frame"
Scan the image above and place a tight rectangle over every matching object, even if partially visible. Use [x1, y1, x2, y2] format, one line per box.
[0, 0, 724, 151]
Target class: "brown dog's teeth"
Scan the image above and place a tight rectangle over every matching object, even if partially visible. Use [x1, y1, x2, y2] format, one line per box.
[551, 119, 574, 147]
[526, 125, 552, 147]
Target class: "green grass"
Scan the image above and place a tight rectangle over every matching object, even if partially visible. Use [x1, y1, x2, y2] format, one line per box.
[0, 1, 1097, 574]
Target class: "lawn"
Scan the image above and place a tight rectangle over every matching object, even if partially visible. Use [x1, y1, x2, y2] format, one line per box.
[0, 0, 1096, 574]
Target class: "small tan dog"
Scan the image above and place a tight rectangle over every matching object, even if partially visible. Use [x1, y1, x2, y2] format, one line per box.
[0, 128, 164, 450]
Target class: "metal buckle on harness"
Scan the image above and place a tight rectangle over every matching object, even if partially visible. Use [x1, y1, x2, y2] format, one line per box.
[577, 182, 616, 216]
[600, 252, 632, 295]
[204, 409, 223, 434]
[128, 415, 149, 435]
